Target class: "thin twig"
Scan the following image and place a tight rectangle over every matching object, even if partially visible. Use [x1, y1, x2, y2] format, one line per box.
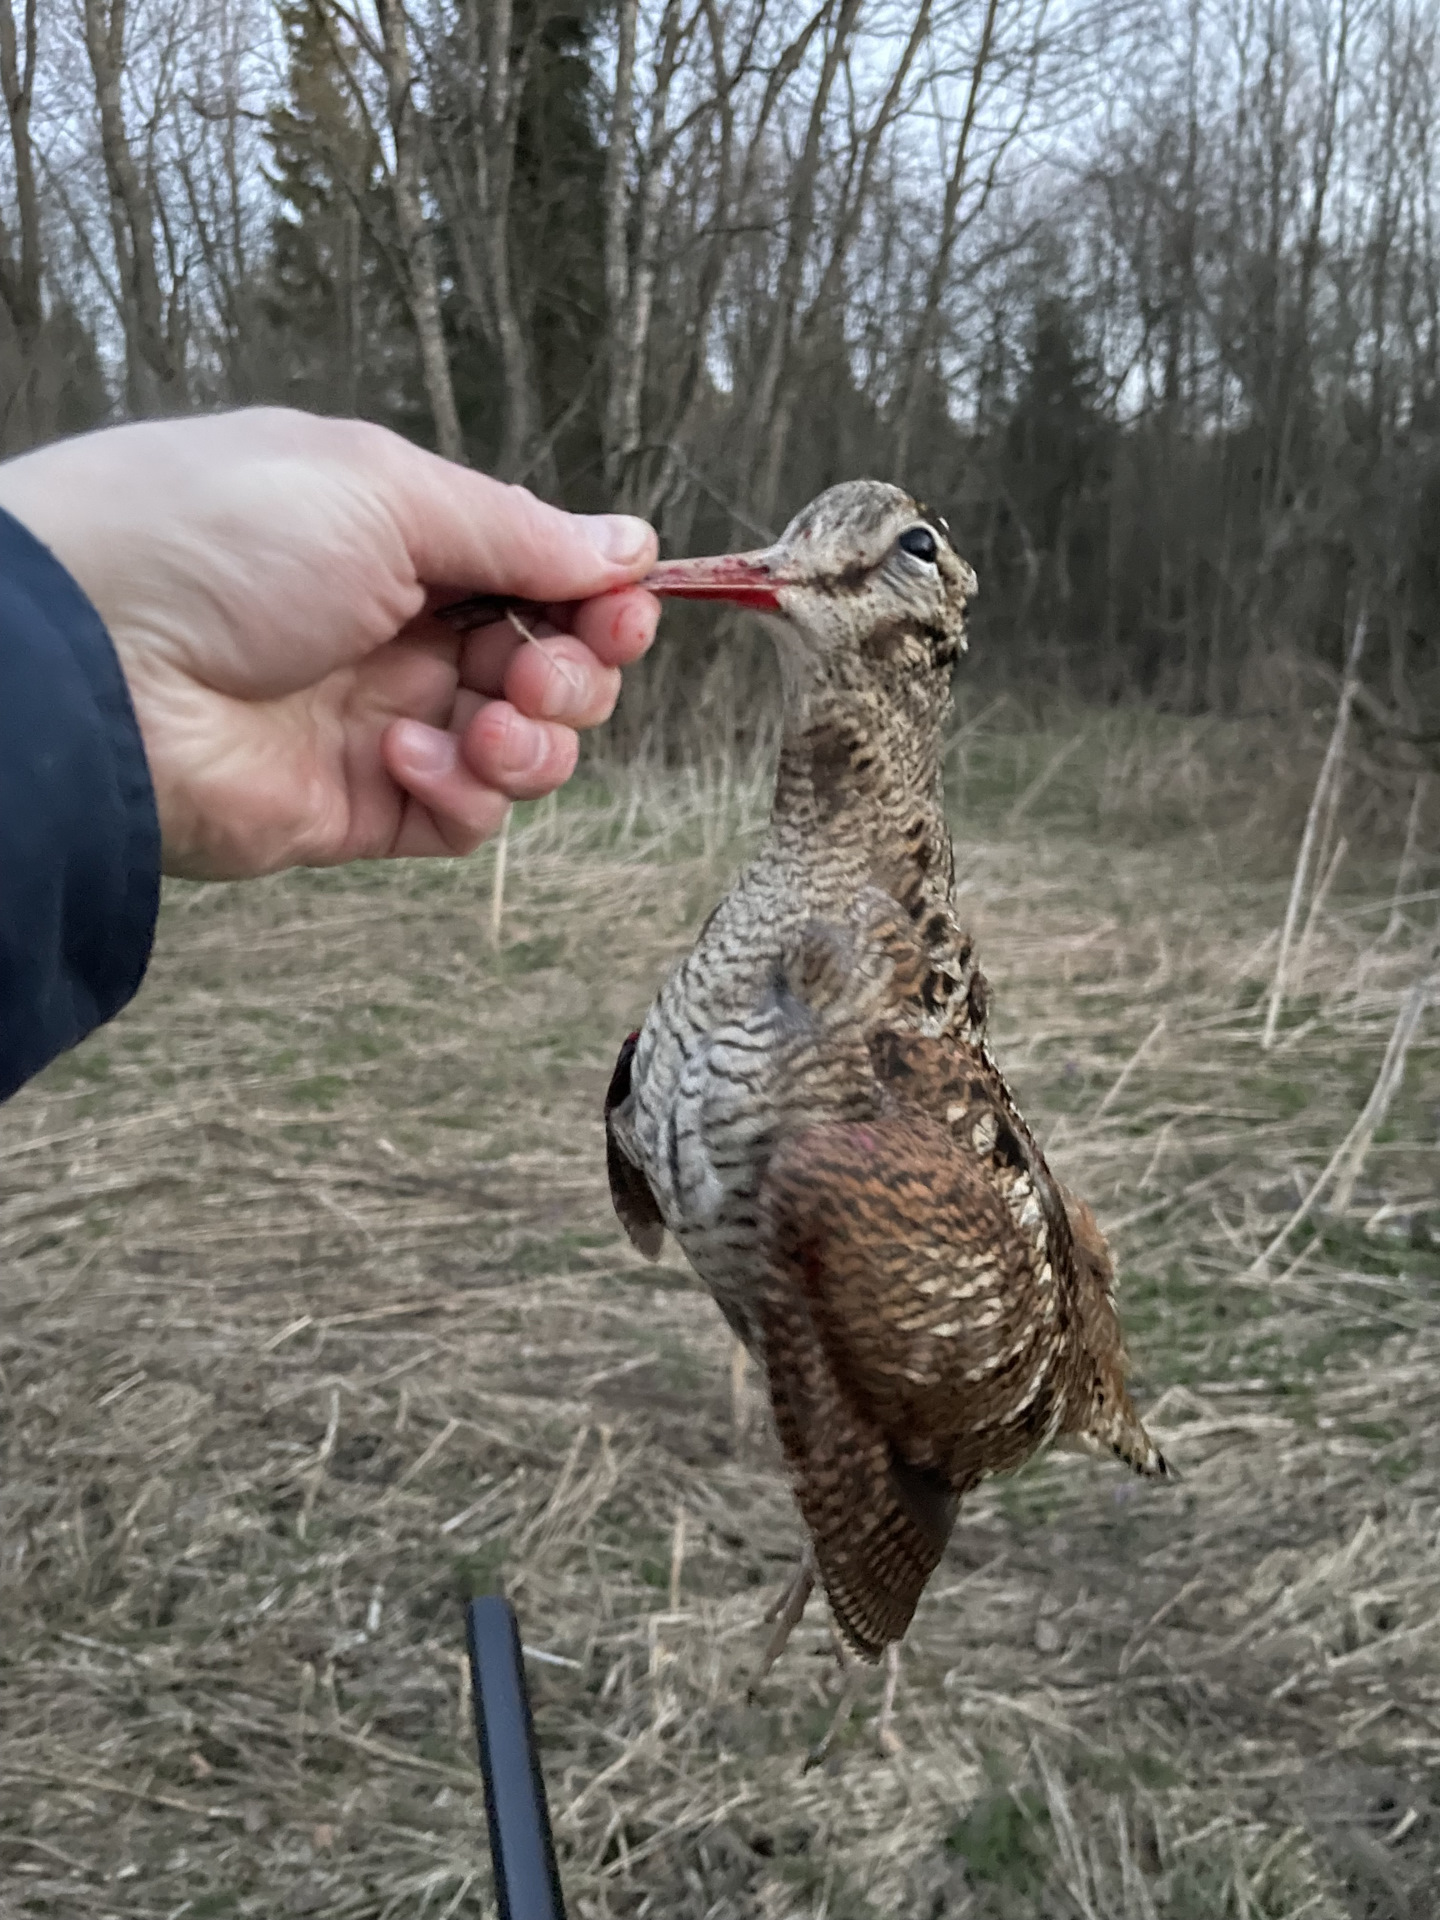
[1291, 833, 1348, 985]
[485, 608, 543, 952]
[1382, 774, 1428, 945]
[1096, 1017, 1166, 1117]
[1252, 973, 1435, 1267]
[1005, 732, 1087, 828]
[1262, 608, 1367, 1049]
[298, 1387, 341, 1541]
[668, 1503, 687, 1611]
[1329, 975, 1434, 1214]
[489, 810, 511, 951]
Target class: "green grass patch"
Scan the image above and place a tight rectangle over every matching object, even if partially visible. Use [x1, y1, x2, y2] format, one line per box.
[285, 1073, 349, 1108]
[946, 1788, 1051, 1893]
[1079, 1747, 1182, 1793]
[451, 1539, 508, 1598]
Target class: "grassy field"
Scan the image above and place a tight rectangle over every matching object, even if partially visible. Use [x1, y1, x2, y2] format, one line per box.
[2, 713, 1437, 1920]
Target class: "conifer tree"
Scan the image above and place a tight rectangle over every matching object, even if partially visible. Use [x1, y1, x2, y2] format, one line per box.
[264, 0, 420, 429]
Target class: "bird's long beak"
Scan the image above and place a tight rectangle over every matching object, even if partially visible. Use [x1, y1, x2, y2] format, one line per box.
[645, 549, 785, 611]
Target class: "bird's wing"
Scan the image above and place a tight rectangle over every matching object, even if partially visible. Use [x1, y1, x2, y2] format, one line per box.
[759, 1249, 960, 1659]
[759, 1107, 1069, 1656]
[604, 1031, 665, 1260]
[866, 1030, 1167, 1478]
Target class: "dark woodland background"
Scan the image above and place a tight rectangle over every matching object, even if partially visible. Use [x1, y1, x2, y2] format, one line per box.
[2, 0, 1439, 745]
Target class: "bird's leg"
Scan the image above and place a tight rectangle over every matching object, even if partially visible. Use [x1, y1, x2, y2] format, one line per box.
[802, 1648, 866, 1773]
[763, 1549, 814, 1628]
[729, 1339, 748, 1448]
[875, 1643, 904, 1757]
[749, 1551, 814, 1699]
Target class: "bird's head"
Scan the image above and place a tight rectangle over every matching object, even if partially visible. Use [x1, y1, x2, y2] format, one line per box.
[646, 481, 978, 716]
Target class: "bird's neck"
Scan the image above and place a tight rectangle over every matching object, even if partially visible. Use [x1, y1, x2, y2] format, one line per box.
[767, 685, 954, 915]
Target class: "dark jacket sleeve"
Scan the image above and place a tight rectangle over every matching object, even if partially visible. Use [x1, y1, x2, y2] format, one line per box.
[1, 507, 160, 1101]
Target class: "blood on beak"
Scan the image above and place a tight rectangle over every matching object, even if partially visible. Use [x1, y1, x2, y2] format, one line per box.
[645, 551, 784, 611]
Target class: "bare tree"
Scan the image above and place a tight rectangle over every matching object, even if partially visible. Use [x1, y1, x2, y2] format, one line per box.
[6, 0, 1433, 741]
[0, 0, 42, 438]
[374, 0, 460, 458]
[890, 0, 1003, 473]
[754, 0, 933, 514]
[315, 0, 462, 459]
[732, 0, 859, 527]
[609, 0, 836, 518]
[427, 0, 546, 479]
[82, 0, 186, 413]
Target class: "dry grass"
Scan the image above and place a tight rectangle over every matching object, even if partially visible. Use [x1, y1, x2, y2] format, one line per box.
[2, 712, 1438, 1920]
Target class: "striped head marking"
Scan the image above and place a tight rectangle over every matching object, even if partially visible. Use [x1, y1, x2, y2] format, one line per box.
[645, 481, 978, 698]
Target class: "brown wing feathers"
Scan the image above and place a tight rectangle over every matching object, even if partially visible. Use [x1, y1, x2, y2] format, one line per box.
[768, 1114, 1060, 1467]
[759, 1235, 960, 1659]
[759, 1013, 1165, 1655]
[760, 1109, 1043, 1658]
[607, 902, 1164, 1659]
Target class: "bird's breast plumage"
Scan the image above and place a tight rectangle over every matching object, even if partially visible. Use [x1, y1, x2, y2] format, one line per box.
[618, 855, 848, 1346]
[615, 857, 984, 1351]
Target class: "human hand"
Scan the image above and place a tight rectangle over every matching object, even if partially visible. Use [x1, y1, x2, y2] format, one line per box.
[0, 409, 660, 879]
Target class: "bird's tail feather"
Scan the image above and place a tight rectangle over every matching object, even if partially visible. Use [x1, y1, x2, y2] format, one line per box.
[760, 1283, 959, 1660]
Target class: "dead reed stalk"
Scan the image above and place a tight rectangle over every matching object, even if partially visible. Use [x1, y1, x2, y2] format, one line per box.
[489, 808, 511, 950]
[1262, 610, 1368, 1049]
[1254, 969, 1435, 1267]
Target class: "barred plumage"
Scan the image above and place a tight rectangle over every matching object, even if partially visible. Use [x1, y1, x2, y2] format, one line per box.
[604, 482, 1166, 1742]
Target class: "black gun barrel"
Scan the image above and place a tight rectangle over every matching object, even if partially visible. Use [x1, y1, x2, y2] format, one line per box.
[465, 1597, 567, 1920]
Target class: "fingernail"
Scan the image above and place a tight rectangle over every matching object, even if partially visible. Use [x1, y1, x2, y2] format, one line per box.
[395, 722, 456, 777]
[543, 652, 587, 717]
[580, 513, 652, 566]
[503, 713, 550, 774]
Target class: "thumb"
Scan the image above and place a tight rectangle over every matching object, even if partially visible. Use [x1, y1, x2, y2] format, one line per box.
[383, 434, 657, 599]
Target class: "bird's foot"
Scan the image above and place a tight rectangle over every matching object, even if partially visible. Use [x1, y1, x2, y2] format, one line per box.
[875, 1644, 904, 1757]
[748, 1554, 814, 1704]
[802, 1657, 864, 1773]
[762, 1548, 815, 1629]
[729, 1339, 749, 1450]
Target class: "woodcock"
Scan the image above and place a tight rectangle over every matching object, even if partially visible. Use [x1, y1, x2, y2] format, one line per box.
[604, 482, 1168, 1755]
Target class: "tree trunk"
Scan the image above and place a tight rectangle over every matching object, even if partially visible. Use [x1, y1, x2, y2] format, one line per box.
[892, 0, 1000, 476]
[601, 0, 639, 492]
[0, 0, 41, 443]
[466, 0, 547, 483]
[0, 0, 40, 344]
[737, 0, 859, 529]
[82, 0, 184, 416]
[759, 0, 932, 510]
[377, 0, 463, 462]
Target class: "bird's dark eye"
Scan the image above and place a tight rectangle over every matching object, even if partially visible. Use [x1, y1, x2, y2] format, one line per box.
[898, 525, 938, 564]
